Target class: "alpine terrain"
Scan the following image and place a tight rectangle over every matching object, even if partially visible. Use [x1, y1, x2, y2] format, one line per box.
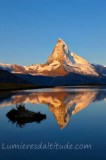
[0, 38, 106, 89]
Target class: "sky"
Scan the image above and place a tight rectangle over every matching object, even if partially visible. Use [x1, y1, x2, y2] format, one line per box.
[0, 0, 106, 66]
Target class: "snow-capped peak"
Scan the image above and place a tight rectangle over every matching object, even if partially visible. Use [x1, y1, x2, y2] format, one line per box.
[70, 52, 91, 65]
[0, 63, 12, 67]
[47, 38, 70, 64]
[0, 63, 12, 72]
[57, 38, 69, 54]
[0, 38, 100, 77]
[46, 38, 99, 76]
[48, 38, 91, 66]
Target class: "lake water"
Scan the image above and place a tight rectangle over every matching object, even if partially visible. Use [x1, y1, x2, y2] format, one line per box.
[0, 87, 106, 160]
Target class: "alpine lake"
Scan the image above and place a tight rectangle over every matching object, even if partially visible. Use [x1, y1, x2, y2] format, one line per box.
[0, 86, 106, 160]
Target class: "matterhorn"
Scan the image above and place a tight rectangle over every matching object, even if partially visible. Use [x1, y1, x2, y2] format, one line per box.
[0, 38, 99, 76]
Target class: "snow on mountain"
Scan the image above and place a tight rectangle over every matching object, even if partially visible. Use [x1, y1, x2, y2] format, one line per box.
[47, 38, 99, 76]
[0, 63, 27, 74]
[48, 38, 70, 64]
[0, 63, 12, 72]
[0, 38, 99, 76]
[92, 64, 106, 76]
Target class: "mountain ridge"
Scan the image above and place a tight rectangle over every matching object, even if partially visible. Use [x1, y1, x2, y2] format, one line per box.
[0, 38, 106, 89]
[0, 38, 101, 77]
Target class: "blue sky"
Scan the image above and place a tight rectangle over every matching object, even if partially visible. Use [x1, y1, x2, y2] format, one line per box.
[0, 0, 106, 65]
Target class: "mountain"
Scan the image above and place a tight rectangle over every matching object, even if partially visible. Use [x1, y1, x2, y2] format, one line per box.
[23, 39, 99, 76]
[17, 74, 54, 86]
[0, 69, 37, 90]
[92, 64, 106, 76]
[49, 72, 106, 86]
[0, 69, 29, 84]
[0, 38, 99, 77]
[47, 38, 98, 76]
[0, 38, 106, 88]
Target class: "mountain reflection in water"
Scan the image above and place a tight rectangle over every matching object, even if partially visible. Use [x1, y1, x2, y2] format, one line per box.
[0, 87, 106, 129]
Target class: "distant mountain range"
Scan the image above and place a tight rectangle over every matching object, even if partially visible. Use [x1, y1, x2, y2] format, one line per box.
[0, 38, 106, 89]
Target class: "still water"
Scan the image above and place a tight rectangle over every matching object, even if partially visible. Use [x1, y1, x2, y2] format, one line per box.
[0, 87, 106, 160]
